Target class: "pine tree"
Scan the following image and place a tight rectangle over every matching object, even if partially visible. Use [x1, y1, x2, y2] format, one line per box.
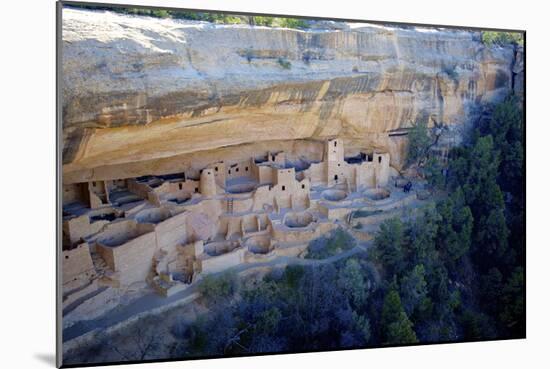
[381, 288, 418, 344]
[373, 218, 406, 276]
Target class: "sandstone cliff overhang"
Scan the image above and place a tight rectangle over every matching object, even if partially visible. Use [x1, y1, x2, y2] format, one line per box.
[61, 8, 522, 183]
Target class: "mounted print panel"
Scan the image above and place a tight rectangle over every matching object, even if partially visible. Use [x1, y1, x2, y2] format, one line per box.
[57, 1, 525, 367]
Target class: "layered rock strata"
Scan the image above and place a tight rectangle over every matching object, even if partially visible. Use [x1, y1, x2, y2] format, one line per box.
[62, 9, 521, 183]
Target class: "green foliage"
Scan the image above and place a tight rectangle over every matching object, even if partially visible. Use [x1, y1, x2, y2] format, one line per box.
[386, 312, 419, 344]
[445, 96, 524, 337]
[337, 259, 369, 309]
[399, 264, 432, 319]
[482, 95, 524, 194]
[475, 206, 509, 260]
[67, 4, 310, 29]
[460, 310, 497, 340]
[306, 228, 356, 259]
[479, 267, 504, 315]
[151, 9, 170, 18]
[373, 97, 524, 338]
[423, 156, 445, 189]
[215, 15, 245, 25]
[198, 272, 239, 304]
[447, 133, 510, 267]
[381, 288, 418, 344]
[255, 307, 283, 333]
[407, 121, 431, 165]
[481, 31, 523, 46]
[277, 57, 292, 70]
[436, 189, 473, 262]
[352, 311, 372, 343]
[499, 267, 525, 335]
[407, 204, 441, 265]
[281, 264, 305, 288]
[251, 16, 274, 27]
[373, 218, 406, 276]
[456, 135, 501, 205]
[278, 17, 310, 29]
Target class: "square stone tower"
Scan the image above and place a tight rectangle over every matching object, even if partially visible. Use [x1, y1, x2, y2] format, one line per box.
[326, 139, 346, 186]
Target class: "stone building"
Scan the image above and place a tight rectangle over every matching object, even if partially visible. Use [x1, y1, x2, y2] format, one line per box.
[61, 139, 394, 298]
[304, 139, 390, 190]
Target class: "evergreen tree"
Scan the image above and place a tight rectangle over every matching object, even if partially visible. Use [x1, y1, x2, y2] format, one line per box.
[479, 267, 504, 316]
[373, 218, 407, 276]
[499, 267, 525, 336]
[381, 288, 418, 344]
[399, 264, 432, 320]
[436, 189, 473, 263]
[407, 204, 441, 266]
[337, 259, 369, 309]
[424, 156, 445, 189]
[407, 121, 432, 165]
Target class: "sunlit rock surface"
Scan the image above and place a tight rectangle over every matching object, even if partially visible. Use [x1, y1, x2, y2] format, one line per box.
[62, 9, 520, 183]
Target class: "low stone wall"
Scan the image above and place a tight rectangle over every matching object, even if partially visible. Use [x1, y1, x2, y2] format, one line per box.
[154, 211, 188, 252]
[62, 243, 96, 293]
[273, 243, 309, 258]
[200, 247, 246, 274]
[325, 206, 353, 221]
[272, 223, 319, 243]
[64, 215, 109, 245]
[96, 225, 156, 286]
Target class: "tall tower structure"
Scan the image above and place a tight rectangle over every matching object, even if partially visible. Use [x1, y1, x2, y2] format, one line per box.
[199, 169, 217, 196]
[326, 138, 345, 186]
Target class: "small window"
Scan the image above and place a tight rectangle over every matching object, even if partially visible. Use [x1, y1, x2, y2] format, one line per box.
[179, 183, 183, 190]
[215, 166, 218, 172]
[282, 185, 286, 191]
[228, 170, 231, 174]
[195, 187, 199, 193]
[378, 156, 382, 163]
[200, 169, 203, 174]
[236, 168, 239, 172]
[272, 155, 275, 161]
[245, 167, 248, 171]
[207, 171, 211, 175]
[337, 163, 340, 167]
[334, 175, 338, 181]
[92, 181, 96, 187]
[334, 141, 337, 147]
[302, 184, 305, 189]
[65, 255, 69, 260]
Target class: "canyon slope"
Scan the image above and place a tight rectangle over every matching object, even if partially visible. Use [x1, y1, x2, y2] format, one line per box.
[61, 8, 523, 184]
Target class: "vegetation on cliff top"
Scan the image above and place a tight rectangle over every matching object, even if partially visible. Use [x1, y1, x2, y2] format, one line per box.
[481, 31, 523, 46]
[66, 4, 310, 29]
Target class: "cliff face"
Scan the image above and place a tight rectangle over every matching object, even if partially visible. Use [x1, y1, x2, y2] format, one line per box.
[62, 9, 520, 184]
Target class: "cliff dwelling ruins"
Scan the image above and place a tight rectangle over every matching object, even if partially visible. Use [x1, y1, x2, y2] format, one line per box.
[58, 7, 524, 363]
[62, 139, 406, 300]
